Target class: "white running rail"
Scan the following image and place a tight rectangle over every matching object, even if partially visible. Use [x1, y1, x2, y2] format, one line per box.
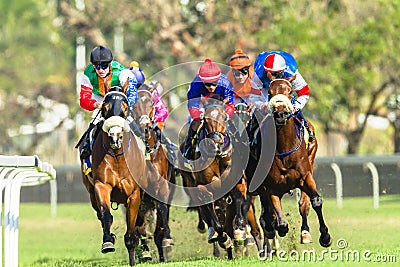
[0, 155, 57, 267]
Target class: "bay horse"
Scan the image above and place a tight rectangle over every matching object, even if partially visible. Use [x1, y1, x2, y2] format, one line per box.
[131, 82, 176, 262]
[178, 95, 235, 259]
[79, 85, 147, 266]
[253, 78, 332, 255]
[223, 103, 263, 255]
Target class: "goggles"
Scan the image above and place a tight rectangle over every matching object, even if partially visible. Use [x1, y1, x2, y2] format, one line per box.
[94, 62, 110, 70]
[204, 81, 218, 87]
[269, 71, 285, 79]
[232, 67, 250, 77]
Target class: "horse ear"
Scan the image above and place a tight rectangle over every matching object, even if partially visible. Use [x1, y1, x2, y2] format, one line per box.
[201, 97, 208, 106]
[286, 75, 296, 83]
[151, 82, 159, 92]
[248, 103, 254, 111]
[122, 79, 129, 95]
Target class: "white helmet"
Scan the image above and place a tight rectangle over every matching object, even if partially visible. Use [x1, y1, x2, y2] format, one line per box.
[263, 53, 286, 72]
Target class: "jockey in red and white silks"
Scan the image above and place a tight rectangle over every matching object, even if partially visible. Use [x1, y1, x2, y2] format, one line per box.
[249, 51, 310, 113]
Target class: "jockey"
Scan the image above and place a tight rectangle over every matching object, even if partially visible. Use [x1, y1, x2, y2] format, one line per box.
[79, 45, 138, 160]
[250, 51, 314, 141]
[183, 58, 235, 159]
[128, 61, 177, 159]
[226, 48, 254, 105]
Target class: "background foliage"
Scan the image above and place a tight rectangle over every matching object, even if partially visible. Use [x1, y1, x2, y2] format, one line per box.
[1, 0, 400, 163]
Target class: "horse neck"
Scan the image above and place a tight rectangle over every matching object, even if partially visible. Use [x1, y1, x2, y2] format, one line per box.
[275, 118, 299, 153]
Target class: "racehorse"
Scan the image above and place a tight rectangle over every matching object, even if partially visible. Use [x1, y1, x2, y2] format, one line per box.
[131, 82, 176, 262]
[178, 95, 234, 259]
[79, 85, 147, 266]
[252, 78, 332, 255]
[223, 103, 263, 254]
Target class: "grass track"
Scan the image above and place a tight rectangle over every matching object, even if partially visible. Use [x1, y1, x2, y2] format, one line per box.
[18, 195, 400, 266]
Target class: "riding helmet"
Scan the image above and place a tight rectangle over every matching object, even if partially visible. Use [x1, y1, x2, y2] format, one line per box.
[229, 49, 251, 70]
[264, 53, 286, 72]
[90, 45, 113, 64]
[129, 61, 146, 85]
[199, 58, 221, 83]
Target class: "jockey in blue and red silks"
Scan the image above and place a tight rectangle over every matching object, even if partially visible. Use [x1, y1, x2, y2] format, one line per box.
[183, 58, 235, 159]
[249, 51, 314, 141]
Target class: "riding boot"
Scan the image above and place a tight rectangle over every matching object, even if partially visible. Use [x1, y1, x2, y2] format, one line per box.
[156, 127, 177, 161]
[183, 126, 197, 159]
[80, 135, 91, 160]
[297, 111, 314, 142]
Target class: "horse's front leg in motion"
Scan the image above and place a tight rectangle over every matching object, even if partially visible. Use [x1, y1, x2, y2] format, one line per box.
[302, 172, 332, 247]
[94, 182, 116, 253]
[270, 194, 289, 237]
[125, 189, 141, 266]
[299, 190, 312, 244]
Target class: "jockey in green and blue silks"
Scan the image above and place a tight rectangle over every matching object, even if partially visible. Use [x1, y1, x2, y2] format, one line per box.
[80, 46, 138, 111]
[79, 45, 139, 160]
[249, 51, 310, 113]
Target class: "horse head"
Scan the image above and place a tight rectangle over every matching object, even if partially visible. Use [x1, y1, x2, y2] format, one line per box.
[132, 82, 157, 141]
[101, 86, 130, 150]
[234, 102, 253, 137]
[267, 78, 295, 126]
[201, 95, 229, 157]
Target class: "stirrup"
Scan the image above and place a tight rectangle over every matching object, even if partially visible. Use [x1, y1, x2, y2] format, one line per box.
[80, 146, 91, 160]
[308, 131, 315, 142]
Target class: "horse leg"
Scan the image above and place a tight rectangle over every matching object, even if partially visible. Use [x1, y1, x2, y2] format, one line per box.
[270, 194, 289, 237]
[301, 172, 332, 247]
[94, 182, 116, 253]
[135, 211, 152, 263]
[299, 190, 312, 244]
[155, 202, 174, 262]
[232, 187, 246, 243]
[258, 193, 275, 258]
[124, 188, 141, 267]
[246, 196, 262, 252]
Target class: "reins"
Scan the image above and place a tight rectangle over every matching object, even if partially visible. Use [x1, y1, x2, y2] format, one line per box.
[275, 113, 303, 158]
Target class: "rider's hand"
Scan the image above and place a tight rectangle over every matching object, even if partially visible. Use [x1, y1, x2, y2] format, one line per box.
[94, 101, 102, 109]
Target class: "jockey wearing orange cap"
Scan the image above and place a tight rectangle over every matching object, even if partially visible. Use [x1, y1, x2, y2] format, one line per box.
[226, 49, 255, 105]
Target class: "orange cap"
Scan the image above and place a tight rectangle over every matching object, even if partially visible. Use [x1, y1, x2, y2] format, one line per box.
[229, 49, 251, 70]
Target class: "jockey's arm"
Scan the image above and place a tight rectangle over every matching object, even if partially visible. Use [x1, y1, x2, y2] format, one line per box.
[291, 71, 310, 112]
[187, 83, 203, 120]
[153, 90, 169, 129]
[80, 75, 97, 111]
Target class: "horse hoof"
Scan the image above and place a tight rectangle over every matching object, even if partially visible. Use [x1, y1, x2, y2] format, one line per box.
[198, 226, 207, 234]
[207, 227, 218, 243]
[234, 229, 246, 241]
[301, 230, 313, 244]
[277, 224, 288, 237]
[101, 242, 115, 253]
[245, 237, 256, 246]
[218, 233, 233, 249]
[162, 238, 175, 248]
[319, 234, 333, 247]
[140, 250, 152, 261]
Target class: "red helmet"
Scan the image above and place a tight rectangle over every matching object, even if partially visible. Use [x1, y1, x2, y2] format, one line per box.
[199, 58, 221, 83]
[264, 53, 286, 72]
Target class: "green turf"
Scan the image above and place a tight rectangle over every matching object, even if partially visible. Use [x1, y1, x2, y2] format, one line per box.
[17, 195, 400, 266]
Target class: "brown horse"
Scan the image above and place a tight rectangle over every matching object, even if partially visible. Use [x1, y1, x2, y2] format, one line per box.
[222, 103, 263, 254]
[79, 85, 148, 266]
[178, 96, 235, 259]
[131, 82, 176, 262]
[252, 78, 332, 255]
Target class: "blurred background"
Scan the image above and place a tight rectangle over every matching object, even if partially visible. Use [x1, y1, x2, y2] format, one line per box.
[1, 0, 400, 201]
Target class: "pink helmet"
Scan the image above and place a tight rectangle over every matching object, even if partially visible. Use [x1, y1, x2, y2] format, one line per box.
[199, 58, 221, 83]
[263, 53, 286, 72]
